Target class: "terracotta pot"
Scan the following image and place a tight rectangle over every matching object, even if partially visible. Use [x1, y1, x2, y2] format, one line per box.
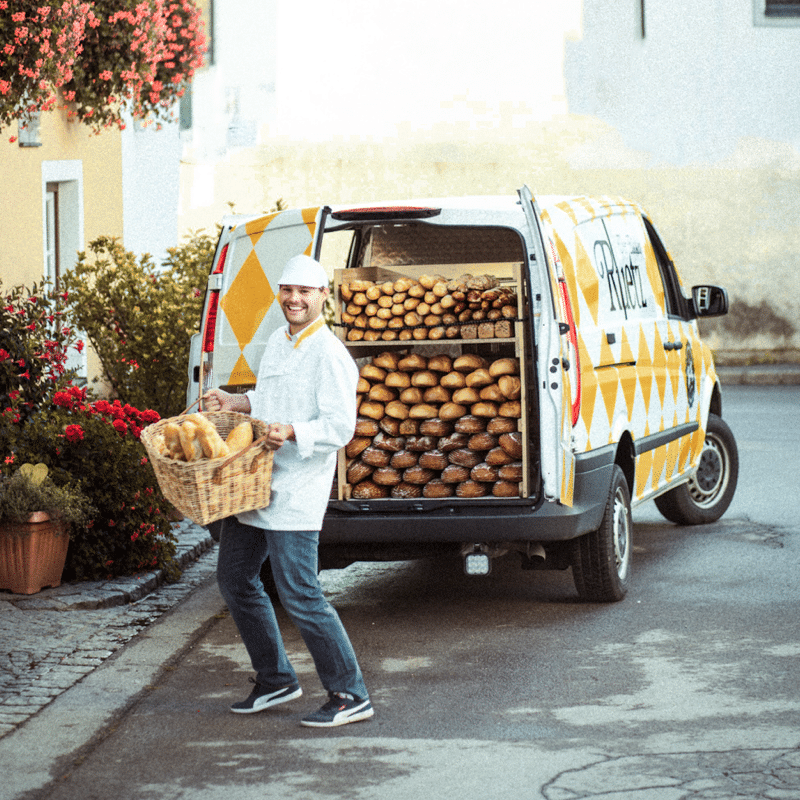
[0, 515, 70, 595]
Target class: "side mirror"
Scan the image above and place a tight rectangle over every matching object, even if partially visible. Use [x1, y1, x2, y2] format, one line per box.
[691, 285, 728, 318]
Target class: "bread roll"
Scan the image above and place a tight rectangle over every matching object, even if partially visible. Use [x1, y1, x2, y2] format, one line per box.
[385, 371, 412, 388]
[471, 462, 498, 483]
[356, 376, 371, 394]
[398, 353, 427, 371]
[373, 432, 405, 452]
[423, 385, 450, 404]
[479, 384, 505, 403]
[439, 402, 467, 421]
[352, 480, 388, 499]
[498, 401, 522, 418]
[440, 371, 467, 389]
[199, 425, 232, 459]
[373, 351, 399, 370]
[361, 446, 391, 467]
[492, 480, 520, 497]
[471, 401, 499, 418]
[368, 383, 397, 402]
[347, 460, 373, 484]
[392, 482, 423, 499]
[163, 422, 184, 460]
[453, 354, 488, 372]
[438, 432, 469, 452]
[486, 416, 518, 434]
[403, 466, 436, 485]
[498, 375, 521, 400]
[178, 420, 203, 462]
[499, 431, 523, 459]
[373, 467, 402, 486]
[419, 418, 453, 437]
[441, 464, 470, 483]
[418, 450, 448, 470]
[411, 370, 438, 388]
[452, 387, 480, 404]
[398, 418, 420, 435]
[423, 479, 453, 498]
[345, 436, 371, 459]
[468, 432, 498, 452]
[385, 400, 410, 420]
[454, 415, 486, 434]
[465, 368, 493, 388]
[355, 417, 380, 437]
[360, 364, 386, 382]
[427, 354, 453, 373]
[399, 387, 424, 404]
[359, 400, 385, 420]
[405, 435, 438, 452]
[456, 480, 487, 498]
[390, 450, 418, 469]
[448, 448, 482, 468]
[489, 357, 519, 377]
[379, 416, 402, 436]
[498, 462, 523, 481]
[485, 446, 515, 466]
[408, 403, 439, 419]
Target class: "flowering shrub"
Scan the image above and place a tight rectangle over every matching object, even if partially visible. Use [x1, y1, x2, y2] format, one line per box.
[0, 0, 205, 135]
[0, 280, 81, 425]
[61, 230, 216, 417]
[4, 385, 178, 581]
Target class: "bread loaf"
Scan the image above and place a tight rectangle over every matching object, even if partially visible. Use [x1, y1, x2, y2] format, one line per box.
[498, 375, 521, 400]
[438, 432, 469, 452]
[439, 402, 468, 421]
[454, 415, 486, 434]
[373, 467, 402, 486]
[360, 364, 386, 382]
[347, 460, 373, 484]
[373, 432, 405, 452]
[178, 420, 203, 462]
[368, 383, 397, 402]
[471, 401, 499, 418]
[423, 385, 450, 404]
[419, 418, 452, 437]
[385, 371, 412, 388]
[441, 464, 470, 483]
[163, 422, 184, 460]
[355, 417, 380, 437]
[479, 384, 505, 403]
[361, 446, 391, 467]
[468, 432, 498, 452]
[405, 435, 438, 452]
[485, 446, 515, 466]
[492, 480, 519, 497]
[398, 418, 420, 435]
[411, 370, 438, 387]
[359, 400, 385, 420]
[448, 448, 483, 468]
[418, 450, 448, 470]
[498, 462, 523, 481]
[373, 351, 399, 370]
[385, 401, 410, 420]
[456, 480, 487, 498]
[499, 431, 523, 459]
[352, 480, 388, 499]
[440, 371, 467, 389]
[398, 353, 427, 371]
[427, 354, 453, 372]
[423, 479, 453, 498]
[486, 417, 518, 434]
[392, 482, 423, 499]
[408, 403, 439, 419]
[471, 462, 499, 482]
[453, 354, 488, 372]
[399, 387, 424, 405]
[403, 466, 436, 484]
[345, 436, 371, 459]
[378, 416, 401, 436]
[489, 357, 519, 377]
[498, 401, 522, 418]
[390, 450, 418, 469]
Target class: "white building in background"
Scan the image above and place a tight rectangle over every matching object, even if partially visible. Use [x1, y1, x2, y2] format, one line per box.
[180, 0, 800, 360]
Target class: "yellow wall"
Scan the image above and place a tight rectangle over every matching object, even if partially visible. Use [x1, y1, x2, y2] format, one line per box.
[0, 109, 123, 290]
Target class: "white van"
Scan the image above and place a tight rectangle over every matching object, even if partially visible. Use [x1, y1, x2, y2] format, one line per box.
[188, 189, 737, 601]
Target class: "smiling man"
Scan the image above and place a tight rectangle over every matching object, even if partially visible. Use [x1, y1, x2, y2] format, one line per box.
[203, 254, 373, 728]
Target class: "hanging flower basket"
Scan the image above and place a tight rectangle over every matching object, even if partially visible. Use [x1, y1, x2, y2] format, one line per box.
[0, 514, 70, 595]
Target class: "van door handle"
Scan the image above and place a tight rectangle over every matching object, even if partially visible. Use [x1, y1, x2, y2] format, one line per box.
[664, 341, 683, 351]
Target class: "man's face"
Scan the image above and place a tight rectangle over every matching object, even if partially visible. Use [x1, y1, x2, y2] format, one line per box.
[279, 284, 328, 333]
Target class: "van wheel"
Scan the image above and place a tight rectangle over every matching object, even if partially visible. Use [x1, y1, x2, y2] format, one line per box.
[571, 465, 632, 602]
[654, 413, 738, 525]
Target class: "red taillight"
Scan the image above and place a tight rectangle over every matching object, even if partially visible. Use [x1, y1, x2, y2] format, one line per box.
[558, 279, 582, 427]
[202, 291, 220, 353]
[212, 244, 228, 274]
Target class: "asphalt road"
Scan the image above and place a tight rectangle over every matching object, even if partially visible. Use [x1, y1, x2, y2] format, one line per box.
[16, 386, 800, 799]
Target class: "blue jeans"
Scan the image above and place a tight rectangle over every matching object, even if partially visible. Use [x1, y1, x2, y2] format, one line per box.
[216, 516, 369, 700]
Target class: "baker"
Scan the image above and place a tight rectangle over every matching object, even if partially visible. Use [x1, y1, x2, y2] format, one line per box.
[203, 254, 373, 728]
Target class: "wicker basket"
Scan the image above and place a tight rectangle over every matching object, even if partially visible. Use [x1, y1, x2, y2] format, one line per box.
[140, 411, 273, 526]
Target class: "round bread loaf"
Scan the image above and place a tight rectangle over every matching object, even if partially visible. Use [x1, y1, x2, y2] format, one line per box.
[486, 416, 518, 434]
[448, 448, 483, 468]
[471, 401, 499, 418]
[392, 482, 423, 499]
[385, 371, 412, 388]
[359, 400, 385, 420]
[361, 446, 391, 467]
[354, 417, 379, 437]
[368, 383, 397, 402]
[470, 462, 498, 482]
[373, 432, 405, 452]
[427, 354, 453, 372]
[419, 418, 453, 437]
[456, 480, 487, 498]
[492, 480, 519, 497]
[468, 432, 498, 451]
[485, 446, 515, 466]
[453, 354, 488, 372]
[423, 479, 453, 498]
[373, 351, 399, 370]
[357, 377, 371, 394]
[373, 467, 402, 486]
[411, 370, 439, 388]
[360, 364, 386, 382]
[418, 449, 448, 470]
[384, 400, 410, 420]
[423, 385, 450, 404]
[479, 384, 505, 403]
[498, 401, 522, 418]
[345, 436, 371, 458]
[452, 387, 480, 404]
[498, 374, 521, 400]
[409, 403, 439, 419]
[379, 416, 401, 436]
[465, 368, 493, 388]
[352, 480, 388, 499]
[438, 432, 469, 452]
[439, 402, 467, 421]
[498, 462, 523, 481]
[441, 464, 470, 483]
[440, 371, 467, 389]
[454, 414, 486, 434]
[499, 431, 523, 459]
[399, 387, 424, 404]
[489, 357, 519, 377]
[405, 435, 438, 452]
[346, 460, 373, 484]
[390, 450, 418, 469]
[398, 418, 420, 435]
[398, 353, 427, 371]
[403, 466, 437, 484]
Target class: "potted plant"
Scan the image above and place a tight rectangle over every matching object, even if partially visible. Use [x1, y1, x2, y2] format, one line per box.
[0, 463, 94, 594]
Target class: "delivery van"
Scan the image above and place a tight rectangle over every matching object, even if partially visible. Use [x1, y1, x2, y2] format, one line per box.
[188, 189, 737, 602]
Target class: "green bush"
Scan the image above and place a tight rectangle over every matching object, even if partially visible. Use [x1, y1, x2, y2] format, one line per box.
[61, 231, 216, 418]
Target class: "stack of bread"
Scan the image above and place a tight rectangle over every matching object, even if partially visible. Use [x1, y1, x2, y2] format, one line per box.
[339, 273, 517, 342]
[346, 352, 523, 499]
[152, 414, 254, 463]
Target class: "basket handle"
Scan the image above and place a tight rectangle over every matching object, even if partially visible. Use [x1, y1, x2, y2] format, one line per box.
[211, 434, 271, 485]
[181, 397, 202, 415]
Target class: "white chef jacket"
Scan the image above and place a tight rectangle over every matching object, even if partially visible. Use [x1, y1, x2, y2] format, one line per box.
[236, 316, 358, 531]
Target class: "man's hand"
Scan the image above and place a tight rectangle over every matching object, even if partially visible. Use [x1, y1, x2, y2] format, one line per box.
[202, 389, 251, 414]
[266, 423, 295, 450]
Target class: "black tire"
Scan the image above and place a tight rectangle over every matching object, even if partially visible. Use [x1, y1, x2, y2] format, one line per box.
[571, 464, 632, 602]
[654, 413, 738, 525]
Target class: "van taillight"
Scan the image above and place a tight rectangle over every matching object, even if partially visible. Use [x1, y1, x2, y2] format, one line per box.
[559, 280, 582, 427]
[202, 291, 220, 353]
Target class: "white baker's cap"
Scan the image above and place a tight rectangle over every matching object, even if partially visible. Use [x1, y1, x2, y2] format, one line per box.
[277, 254, 328, 288]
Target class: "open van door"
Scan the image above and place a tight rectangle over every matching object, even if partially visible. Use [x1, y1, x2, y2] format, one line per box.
[518, 186, 577, 506]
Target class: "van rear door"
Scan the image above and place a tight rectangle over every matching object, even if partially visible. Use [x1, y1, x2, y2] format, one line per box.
[518, 186, 576, 506]
[198, 207, 325, 395]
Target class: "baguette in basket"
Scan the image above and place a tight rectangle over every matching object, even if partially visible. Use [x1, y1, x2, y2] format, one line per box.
[158, 413, 254, 462]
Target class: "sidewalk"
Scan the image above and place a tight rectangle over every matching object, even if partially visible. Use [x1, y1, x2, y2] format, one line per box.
[0, 519, 218, 739]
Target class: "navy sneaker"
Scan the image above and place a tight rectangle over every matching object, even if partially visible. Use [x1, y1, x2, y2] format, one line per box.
[230, 679, 302, 714]
[300, 691, 374, 728]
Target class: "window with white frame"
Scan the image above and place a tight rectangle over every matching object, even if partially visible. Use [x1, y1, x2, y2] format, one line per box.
[755, 0, 800, 25]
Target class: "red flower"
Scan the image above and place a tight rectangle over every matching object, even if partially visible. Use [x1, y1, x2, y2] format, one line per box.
[112, 419, 127, 435]
[65, 424, 84, 442]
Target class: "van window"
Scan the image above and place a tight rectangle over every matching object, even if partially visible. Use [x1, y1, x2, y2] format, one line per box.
[643, 218, 691, 320]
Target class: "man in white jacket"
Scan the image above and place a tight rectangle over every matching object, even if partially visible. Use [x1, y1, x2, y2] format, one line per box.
[203, 254, 372, 728]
